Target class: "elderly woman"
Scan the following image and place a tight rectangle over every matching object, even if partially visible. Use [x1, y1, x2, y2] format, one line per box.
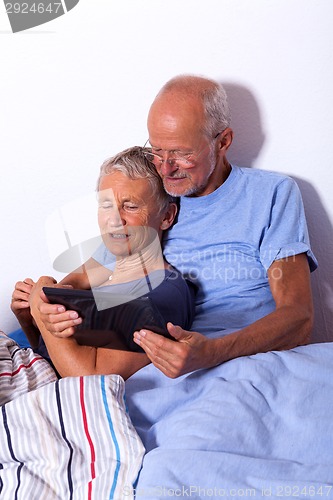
[13, 147, 195, 380]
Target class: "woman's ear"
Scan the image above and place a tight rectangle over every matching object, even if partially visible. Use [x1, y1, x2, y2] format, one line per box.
[160, 202, 178, 230]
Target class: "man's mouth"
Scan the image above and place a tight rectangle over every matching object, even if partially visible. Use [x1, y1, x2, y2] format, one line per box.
[165, 174, 187, 182]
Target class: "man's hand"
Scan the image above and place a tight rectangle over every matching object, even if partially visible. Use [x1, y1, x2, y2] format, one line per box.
[133, 323, 217, 378]
[29, 276, 82, 338]
[11, 278, 35, 329]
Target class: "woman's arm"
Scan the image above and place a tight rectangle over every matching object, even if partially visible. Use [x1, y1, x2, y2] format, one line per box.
[29, 276, 150, 379]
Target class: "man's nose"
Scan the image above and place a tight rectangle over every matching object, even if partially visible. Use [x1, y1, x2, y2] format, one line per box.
[159, 156, 178, 176]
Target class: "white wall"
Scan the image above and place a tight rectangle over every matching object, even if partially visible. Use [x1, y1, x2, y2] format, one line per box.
[1, 0, 333, 342]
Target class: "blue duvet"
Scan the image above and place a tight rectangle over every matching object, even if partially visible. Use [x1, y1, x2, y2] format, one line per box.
[126, 343, 333, 499]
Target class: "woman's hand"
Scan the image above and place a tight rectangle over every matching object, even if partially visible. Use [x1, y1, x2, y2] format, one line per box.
[29, 276, 82, 338]
[11, 278, 35, 329]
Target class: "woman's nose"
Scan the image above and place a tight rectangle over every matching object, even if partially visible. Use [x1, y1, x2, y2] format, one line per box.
[108, 207, 124, 227]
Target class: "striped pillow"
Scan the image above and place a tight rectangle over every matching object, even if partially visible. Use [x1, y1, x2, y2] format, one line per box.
[0, 333, 144, 499]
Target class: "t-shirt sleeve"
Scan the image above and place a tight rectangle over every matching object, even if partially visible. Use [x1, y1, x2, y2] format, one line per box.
[148, 271, 196, 330]
[259, 177, 317, 272]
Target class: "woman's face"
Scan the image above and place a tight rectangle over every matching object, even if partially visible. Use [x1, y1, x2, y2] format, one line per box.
[97, 171, 164, 257]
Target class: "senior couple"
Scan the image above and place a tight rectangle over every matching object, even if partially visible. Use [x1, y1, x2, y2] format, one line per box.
[11, 74, 317, 380]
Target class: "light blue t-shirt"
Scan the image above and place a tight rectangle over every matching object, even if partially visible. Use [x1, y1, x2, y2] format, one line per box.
[162, 166, 317, 337]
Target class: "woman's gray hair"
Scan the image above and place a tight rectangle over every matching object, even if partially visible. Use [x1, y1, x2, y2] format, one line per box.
[157, 74, 231, 138]
[97, 146, 174, 213]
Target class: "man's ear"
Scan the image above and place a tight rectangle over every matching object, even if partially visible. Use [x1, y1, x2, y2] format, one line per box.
[218, 127, 233, 152]
[160, 202, 178, 230]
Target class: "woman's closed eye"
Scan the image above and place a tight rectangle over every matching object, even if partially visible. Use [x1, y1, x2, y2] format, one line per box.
[123, 203, 140, 212]
[99, 201, 114, 210]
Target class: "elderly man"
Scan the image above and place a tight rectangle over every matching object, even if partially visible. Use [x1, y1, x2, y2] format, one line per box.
[15, 75, 316, 379]
[131, 75, 317, 377]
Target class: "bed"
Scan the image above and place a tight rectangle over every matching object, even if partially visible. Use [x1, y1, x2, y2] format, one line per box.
[125, 342, 333, 498]
[1, 330, 333, 499]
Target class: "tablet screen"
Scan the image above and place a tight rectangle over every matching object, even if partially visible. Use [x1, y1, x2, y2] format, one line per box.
[43, 287, 170, 352]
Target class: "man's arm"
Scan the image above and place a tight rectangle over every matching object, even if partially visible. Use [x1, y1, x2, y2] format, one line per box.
[132, 253, 313, 378]
[29, 276, 150, 380]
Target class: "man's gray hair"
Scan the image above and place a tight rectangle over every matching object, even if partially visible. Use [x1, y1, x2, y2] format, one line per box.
[157, 74, 231, 138]
[97, 146, 174, 213]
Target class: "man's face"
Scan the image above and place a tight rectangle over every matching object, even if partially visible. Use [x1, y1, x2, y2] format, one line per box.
[147, 96, 220, 197]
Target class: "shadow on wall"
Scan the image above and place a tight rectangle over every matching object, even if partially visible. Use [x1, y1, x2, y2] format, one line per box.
[222, 82, 265, 167]
[222, 81, 333, 343]
[292, 178, 333, 343]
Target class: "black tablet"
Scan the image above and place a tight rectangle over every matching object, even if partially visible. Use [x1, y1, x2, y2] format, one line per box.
[43, 287, 171, 352]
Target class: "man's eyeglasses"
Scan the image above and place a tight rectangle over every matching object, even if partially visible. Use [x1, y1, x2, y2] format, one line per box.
[143, 132, 222, 168]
